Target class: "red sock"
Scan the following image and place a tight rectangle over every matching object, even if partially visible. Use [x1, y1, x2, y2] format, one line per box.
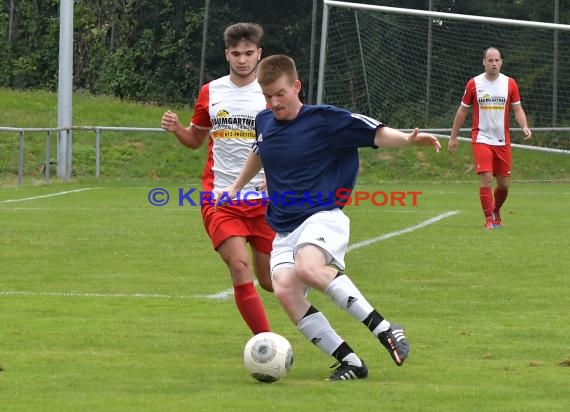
[493, 187, 508, 213]
[479, 187, 493, 219]
[234, 282, 270, 334]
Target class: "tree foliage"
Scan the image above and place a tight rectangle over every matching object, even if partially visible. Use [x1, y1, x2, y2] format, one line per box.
[1, 0, 569, 113]
[0, 0, 316, 104]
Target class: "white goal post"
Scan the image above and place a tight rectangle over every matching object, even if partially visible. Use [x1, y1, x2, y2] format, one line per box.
[317, 0, 570, 145]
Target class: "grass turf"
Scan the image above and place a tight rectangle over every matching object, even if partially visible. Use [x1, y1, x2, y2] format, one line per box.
[1, 181, 569, 411]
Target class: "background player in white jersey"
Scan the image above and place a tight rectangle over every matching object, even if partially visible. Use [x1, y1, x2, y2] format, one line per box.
[448, 47, 532, 230]
[217, 55, 441, 380]
[161, 23, 274, 335]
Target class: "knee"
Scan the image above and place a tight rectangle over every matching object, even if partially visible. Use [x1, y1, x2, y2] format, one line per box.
[294, 261, 317, 285]
[273, 286, 288, 306]
[497, 183, 509, 192]
[272, 276, 295, 305]
[226, 257, 249, 275]
[272, 285, 288, 310]
[224, 257, 252, 284]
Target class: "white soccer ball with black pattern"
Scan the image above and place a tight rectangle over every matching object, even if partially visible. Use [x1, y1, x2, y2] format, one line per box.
[243, 332, 294, 382]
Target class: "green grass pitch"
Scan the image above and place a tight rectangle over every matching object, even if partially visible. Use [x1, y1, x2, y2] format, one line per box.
[1, 181, 569, 411]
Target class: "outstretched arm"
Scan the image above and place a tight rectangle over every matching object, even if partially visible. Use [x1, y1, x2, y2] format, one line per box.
[374, 126, 441, 152]
[512, 104, 532, 140]
[449, 105, 469, 154]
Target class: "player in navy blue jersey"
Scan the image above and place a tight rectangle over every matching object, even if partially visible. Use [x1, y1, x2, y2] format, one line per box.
[217, 54, 441, 380]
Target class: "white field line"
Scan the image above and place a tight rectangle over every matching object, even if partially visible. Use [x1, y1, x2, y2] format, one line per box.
[347, 210, 458, 252]
[203, 211, 459, 300]
[202, 210, 459, 300]
[1, 210, 459, 301]
[430, 191, 570, 195]
[0, 291, 179, 299]
[0, 188, 100, 203]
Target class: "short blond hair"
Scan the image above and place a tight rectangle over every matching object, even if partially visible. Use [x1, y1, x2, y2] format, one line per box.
[257, 55, 298, 86]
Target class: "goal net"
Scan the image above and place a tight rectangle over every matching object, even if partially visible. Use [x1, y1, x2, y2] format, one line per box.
[318, 1, 570, 146]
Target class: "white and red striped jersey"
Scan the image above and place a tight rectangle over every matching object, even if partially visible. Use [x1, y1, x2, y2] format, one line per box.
[191, 75, 266, 196]
[461, 73, 521, 146]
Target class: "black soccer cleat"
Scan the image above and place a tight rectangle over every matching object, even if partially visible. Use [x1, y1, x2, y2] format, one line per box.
[326, 360, 368, 381]
[378, 324, 409, 366]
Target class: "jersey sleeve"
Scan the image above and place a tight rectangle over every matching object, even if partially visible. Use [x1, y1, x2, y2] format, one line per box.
[251, 137, 260, 155]
[190, 83, 212, 129]
[508, 77, 521, 105]
[325, 106, 379, 148]
[461, 78, 476, 107]
[252, 110, 267, 156]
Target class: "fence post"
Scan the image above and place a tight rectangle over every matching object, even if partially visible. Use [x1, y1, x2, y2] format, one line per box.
[45, 130, 51, 182]
[65, 128, 72, 181]
[18, 131, 24, 186]
[95, 128, 101, 178]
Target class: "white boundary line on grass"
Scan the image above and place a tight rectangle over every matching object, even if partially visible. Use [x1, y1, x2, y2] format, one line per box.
[347, 210, 458, 252]
[0, 210, 458, 301]
[0, 291, 175, 299]
[202, 210, 459, 300]
[0, 187, 100, 203]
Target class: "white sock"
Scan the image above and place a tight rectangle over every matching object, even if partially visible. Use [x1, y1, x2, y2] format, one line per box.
[372, 320, 391, 335]
[342, 353, 362, 367]
[324, 275, 374, 321]
[297, 311, 344, 356]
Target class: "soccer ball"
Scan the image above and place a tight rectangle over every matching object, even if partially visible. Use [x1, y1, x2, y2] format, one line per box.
[243, 332, 294, 383]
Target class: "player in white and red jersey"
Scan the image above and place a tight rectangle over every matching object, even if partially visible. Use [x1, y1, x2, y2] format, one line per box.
[449, 47, 531, 230]
[161, 23, 274, 335]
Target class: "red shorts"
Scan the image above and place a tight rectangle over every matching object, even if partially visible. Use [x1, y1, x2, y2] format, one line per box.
[472, 143, 511, 176]
[201, 202, 274, 254]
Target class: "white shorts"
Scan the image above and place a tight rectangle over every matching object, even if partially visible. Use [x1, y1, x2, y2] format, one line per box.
[270, 209, 350, 277]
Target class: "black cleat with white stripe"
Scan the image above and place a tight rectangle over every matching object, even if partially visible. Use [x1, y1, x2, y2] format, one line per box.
[378, 324, 409, 366]
[326, 360, 368, 381]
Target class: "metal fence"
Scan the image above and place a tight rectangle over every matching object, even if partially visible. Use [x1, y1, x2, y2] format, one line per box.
[0, 127, 164, 186]
[3, 125, 567, 187]
[3, 1, 569, 185]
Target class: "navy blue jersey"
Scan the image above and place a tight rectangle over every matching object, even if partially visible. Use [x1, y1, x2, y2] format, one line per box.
[253, 104, 381, 233]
